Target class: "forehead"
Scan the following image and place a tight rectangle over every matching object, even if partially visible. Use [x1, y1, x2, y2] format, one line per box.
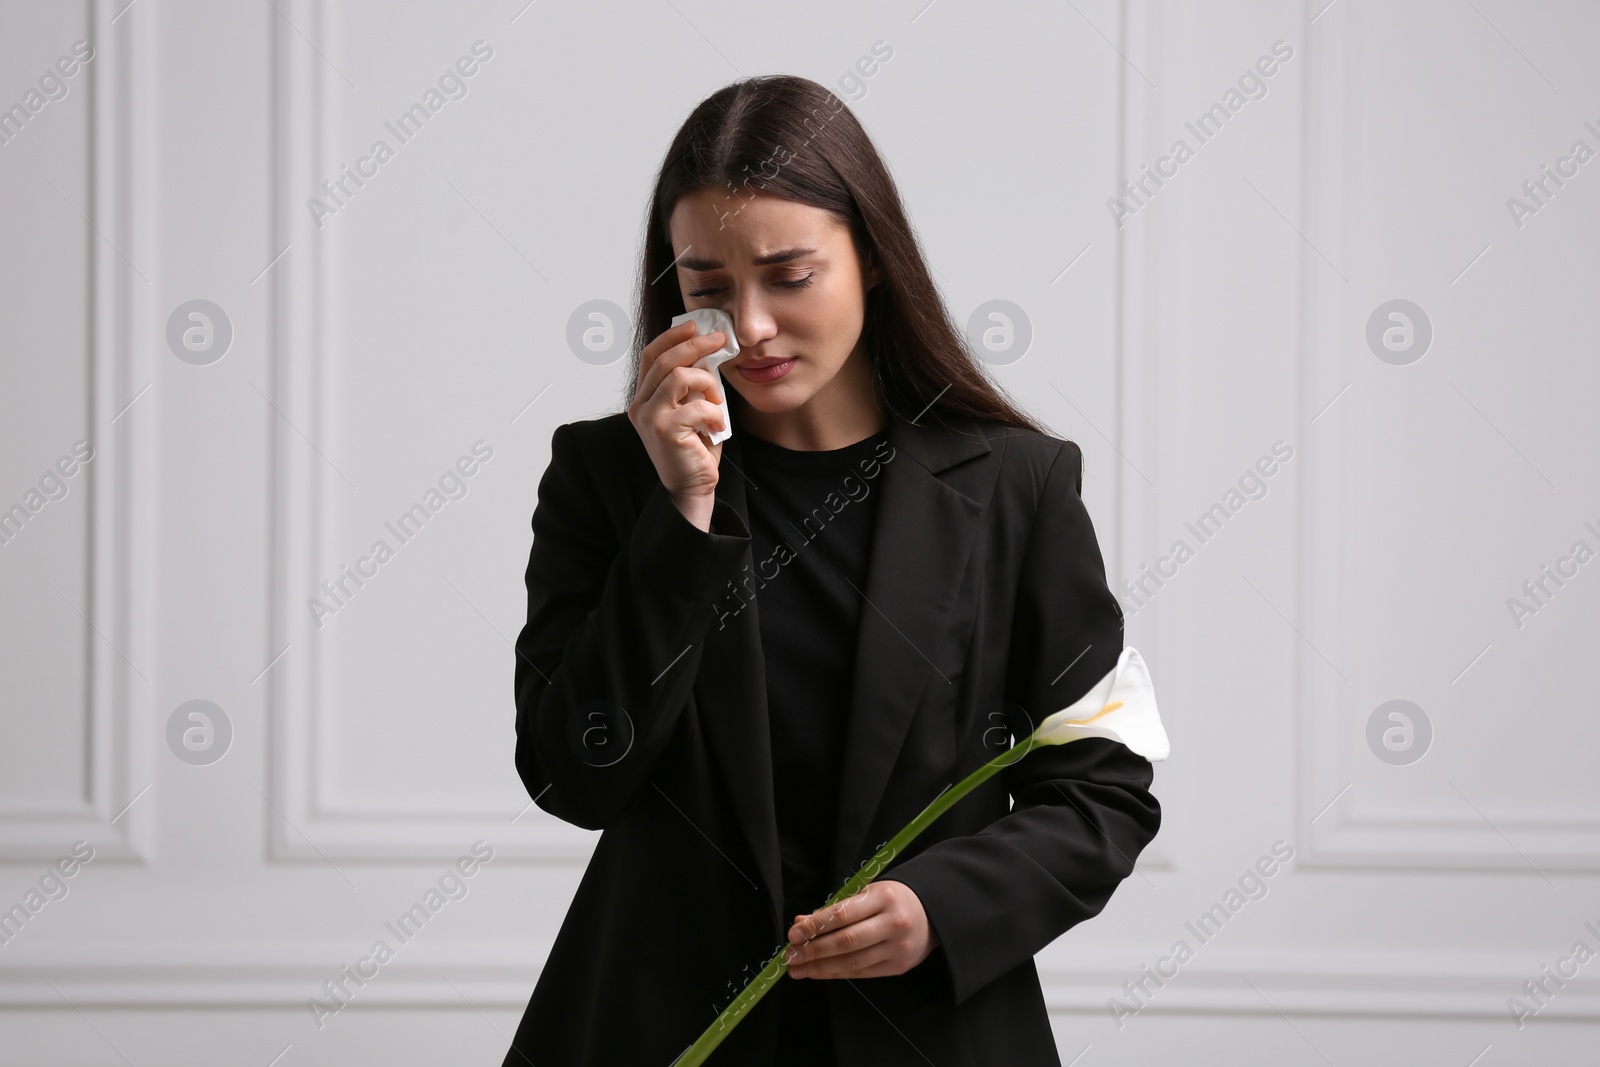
[667, 188, 847, 260]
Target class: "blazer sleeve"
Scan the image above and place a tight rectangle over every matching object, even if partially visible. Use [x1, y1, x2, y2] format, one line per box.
[513, 421, 752, 830]
[882, 440, 1162, 1008]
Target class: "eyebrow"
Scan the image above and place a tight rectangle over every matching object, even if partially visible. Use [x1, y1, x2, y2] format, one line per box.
[678, 246, 819, 271]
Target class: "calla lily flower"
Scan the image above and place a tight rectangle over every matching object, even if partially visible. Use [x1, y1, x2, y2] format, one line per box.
[671, 646, 1169, 1066]
[1032, 646, 1169, 759]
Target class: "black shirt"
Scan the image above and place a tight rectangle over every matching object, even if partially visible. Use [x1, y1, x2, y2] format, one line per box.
[738, 425, 893, 1065]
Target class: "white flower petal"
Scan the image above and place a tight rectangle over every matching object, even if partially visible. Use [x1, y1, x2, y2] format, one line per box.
[1034, 647, 1169, 761]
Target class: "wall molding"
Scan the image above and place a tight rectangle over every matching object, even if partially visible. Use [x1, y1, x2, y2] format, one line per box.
[0, 0, 157, 864]
[265, 0, 593, 861]
[1291, 0, 1600, 871]
[1, 942, 1592, 1020]
[1113, 0, 1173, 872]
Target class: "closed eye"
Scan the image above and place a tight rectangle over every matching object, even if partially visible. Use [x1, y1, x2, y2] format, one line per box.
[687, 274, 813, 298]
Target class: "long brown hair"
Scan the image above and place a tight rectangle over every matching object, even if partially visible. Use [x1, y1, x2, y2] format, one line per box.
[622, 73, 1049, 437]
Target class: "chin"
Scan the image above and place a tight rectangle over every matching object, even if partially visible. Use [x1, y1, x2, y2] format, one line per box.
[731, 384, 810, 413]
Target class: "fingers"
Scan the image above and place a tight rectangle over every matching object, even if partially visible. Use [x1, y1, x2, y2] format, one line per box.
[790, 910, 887, 959]
[786, 888, 909, 978]
[789, 946, 897, 980]
[637, 324, 726, 401]
[687, 366, 727, 406]
[785, 914, 900, 979]
[651, 393, 726, 443]
[784, 883, 939, 980]
[635, 321, 696, 391]
[635, 348, 726, 421]
[789, 884, 882, 944]
[637, 363, 726, 422]
[679, 398, 727, 443]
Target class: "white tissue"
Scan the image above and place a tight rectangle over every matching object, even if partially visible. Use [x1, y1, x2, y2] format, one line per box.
[670, 308, 740, 445]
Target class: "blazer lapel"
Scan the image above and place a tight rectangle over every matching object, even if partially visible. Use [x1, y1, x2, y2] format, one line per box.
[693, 408, 991, 934]
[829, 411, 990, 885]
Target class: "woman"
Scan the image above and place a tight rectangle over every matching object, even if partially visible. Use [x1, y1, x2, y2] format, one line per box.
[504, 74, 1161, 1067]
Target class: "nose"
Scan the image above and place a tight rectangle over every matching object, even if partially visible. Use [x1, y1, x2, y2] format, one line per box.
[725, 291, 777, 351]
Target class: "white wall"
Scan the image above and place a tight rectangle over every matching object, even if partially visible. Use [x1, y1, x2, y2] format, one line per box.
[0, 0, 1595, 1063]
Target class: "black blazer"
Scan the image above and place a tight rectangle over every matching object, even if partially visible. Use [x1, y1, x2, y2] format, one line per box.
[503, 404, 1161, 1067]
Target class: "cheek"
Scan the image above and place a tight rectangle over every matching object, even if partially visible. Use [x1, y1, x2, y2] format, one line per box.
[806, 282, 865, 348]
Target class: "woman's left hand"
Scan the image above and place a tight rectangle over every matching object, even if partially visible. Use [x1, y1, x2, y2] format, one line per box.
[784, 879, 940, 979]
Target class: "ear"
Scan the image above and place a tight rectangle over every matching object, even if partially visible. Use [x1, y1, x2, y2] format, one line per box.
[864, 254, 882, 292]
[856, 235, 882, 292]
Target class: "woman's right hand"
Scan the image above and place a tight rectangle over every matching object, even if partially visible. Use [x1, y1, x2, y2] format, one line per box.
[628, 319, 730, 510]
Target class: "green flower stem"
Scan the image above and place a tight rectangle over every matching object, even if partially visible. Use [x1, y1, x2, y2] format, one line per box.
[670, 730, 1045, 1066]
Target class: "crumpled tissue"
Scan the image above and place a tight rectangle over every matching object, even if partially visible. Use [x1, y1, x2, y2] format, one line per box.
[670, 308, 739, 445]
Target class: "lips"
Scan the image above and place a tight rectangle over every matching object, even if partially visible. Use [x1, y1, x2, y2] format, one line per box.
[734, 357, 796, 383]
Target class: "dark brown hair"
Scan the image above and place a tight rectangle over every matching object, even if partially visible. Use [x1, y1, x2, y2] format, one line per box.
[622, 73, 1049, 436]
